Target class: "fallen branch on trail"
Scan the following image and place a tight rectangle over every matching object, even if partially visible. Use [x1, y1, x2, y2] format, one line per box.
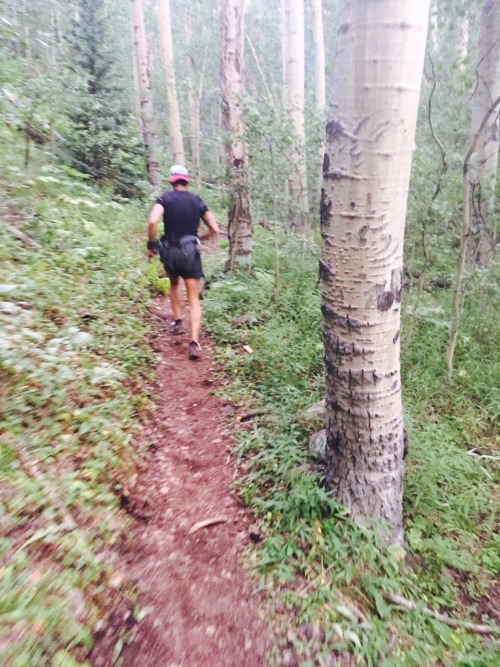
[239, 410, 268, 422]
[382, 591, 500, 636]
[188, 517, 228, 535]
[5, 223, 42, 248]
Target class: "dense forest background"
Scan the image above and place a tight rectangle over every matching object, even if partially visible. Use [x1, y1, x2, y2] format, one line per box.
[0, 1, 499, 666]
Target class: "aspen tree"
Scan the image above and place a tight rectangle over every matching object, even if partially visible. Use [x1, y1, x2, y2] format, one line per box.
[130, 0, 161, 186]
[321, 0, 430, 543]
[311, 0, 326, 204]
[221, 0, 252, 268]
[311, 0, 325, 111]
[469, 0, 500, 266]
[285, 0, 310, 234]
[281, 0, 290, 108]
[158, 0, 185, 165]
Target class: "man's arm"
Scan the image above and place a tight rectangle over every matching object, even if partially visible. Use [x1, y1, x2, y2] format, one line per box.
[198, 210, 219, 241]
[147, 203, 164, 257]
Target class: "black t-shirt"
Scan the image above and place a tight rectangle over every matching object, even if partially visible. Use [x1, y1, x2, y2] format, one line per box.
[155, 190, 208, 239]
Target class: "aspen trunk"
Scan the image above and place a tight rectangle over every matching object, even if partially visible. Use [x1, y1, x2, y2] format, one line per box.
[286, 0, 309, 234]
[184, 12, 204, 190]
[280, 0, 290, 206]
[311, 0, 326, 207]
[130, 0, 161, 186]
[281, 0, 290, 109]
[311, 0, 325, 111]
[221, 0, 252, 269]
[469, 0, 500, 266]
[321, 0, 430, 543]
[158, 0, 185, 165]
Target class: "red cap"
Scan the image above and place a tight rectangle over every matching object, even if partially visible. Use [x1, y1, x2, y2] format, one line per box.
[169, 165, 190, 183]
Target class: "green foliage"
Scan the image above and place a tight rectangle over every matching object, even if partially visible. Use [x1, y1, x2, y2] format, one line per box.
[0, 126, 154, 665]
[202, 226, 499, 666]
[61, 0, 146, 196]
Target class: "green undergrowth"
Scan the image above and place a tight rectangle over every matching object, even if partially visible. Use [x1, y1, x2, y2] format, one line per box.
[202, 232, 499, 666]
[0, 126, 160, 666]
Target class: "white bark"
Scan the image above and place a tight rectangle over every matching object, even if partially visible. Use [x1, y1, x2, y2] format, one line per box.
[130, 0, 161, 186]
[469, 0, 500, 266]
[158, 0, 185, 165]
[321, 0, 430, 543]
[311, 0, 326, 207]
[311, 0, 325, 111]
[281, 0, 290, 108]
[184, 13, 200, 189]
[286, 0, 309, 234]
[221, 0, 252, 267]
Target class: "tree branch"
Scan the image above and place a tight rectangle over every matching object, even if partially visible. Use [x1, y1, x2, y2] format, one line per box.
[383, 591, 500, 636]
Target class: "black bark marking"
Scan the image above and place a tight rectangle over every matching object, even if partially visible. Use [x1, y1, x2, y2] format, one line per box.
[320, 189, 332, 227]
[390, 267, 403, 303]
[323, 153, 330, 174]
[350, 145, 362, 160]
[322, 304, 362, 331]
[339, 22, 350, 34]
[354, 116, 369, 136]
[325, 364, 385, 386]
[373, 268, 403, 312]
[377, 292, 394, 311]
[357, 225, 369, 246]
[392, 330, 400, 344]
[323, 333, 367, 358]
[367, 192, 372, 209]
[324, 169, 345, 181]
[326, 118, 344, 141]
[319, 260, 334, 282]
[350, 201, 356, 209]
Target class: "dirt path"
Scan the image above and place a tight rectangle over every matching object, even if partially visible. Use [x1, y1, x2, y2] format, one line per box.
[91, 294, 269, 667]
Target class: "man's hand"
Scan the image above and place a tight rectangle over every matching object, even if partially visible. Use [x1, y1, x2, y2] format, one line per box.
[147, 203, 164, 258]
[147, 240, 157, 258]
[200, 211, 219, 241]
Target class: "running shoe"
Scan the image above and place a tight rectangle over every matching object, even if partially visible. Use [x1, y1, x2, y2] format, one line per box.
[170, 319, 185, 335]
[188, 341, 202, 360]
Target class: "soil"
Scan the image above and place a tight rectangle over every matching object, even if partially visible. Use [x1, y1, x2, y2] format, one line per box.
[476, 581, 500, 625]
[90, 293, 270, 667]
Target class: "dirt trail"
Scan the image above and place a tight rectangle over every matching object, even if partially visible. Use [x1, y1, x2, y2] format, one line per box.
[92, 295, 269, 667]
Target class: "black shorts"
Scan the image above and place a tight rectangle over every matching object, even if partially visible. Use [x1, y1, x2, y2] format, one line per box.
[158, 235, 203, 280]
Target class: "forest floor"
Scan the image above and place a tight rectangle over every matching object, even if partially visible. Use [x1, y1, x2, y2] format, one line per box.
[90, 290, 270, 667]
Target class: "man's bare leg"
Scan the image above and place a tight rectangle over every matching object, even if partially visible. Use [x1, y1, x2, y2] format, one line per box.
[168, 276, 183, 321]
[185, 278, 202, 343]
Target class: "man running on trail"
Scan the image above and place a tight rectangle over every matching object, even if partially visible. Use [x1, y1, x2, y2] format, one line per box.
[147, 165, 219, 360]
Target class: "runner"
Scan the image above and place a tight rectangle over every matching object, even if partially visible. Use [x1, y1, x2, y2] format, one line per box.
[147, 165, 219, 359]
